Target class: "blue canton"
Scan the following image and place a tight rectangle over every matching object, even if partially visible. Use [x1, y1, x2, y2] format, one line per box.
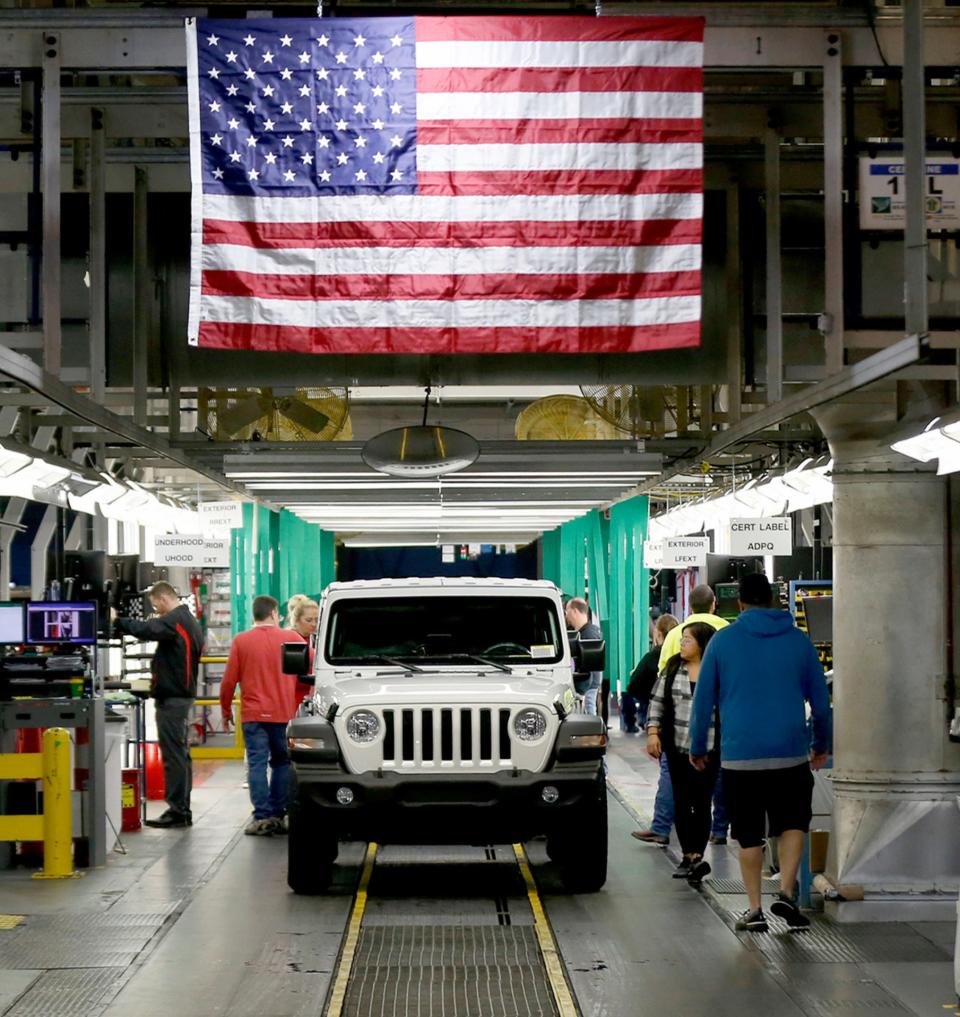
[197, 17, 417, 196]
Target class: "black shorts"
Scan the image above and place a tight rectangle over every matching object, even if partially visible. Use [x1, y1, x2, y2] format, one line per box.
[721, 763, 814, 849]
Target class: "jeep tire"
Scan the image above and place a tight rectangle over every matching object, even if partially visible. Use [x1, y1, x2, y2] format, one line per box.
[287, 796, 337, 895]
[549, 772, 608, 893]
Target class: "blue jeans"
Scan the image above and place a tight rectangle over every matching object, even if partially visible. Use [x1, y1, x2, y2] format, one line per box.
[582, 686, 599, 716]
[243, 721, 291, 820]
[651, 751, 728, 839]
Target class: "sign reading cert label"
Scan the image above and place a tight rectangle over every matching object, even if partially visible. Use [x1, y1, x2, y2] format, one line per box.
[661, 537, 709, 569]
[858, 157, 960, 230]
[729, 517, 792, 556]
[154, 534, 207, 567]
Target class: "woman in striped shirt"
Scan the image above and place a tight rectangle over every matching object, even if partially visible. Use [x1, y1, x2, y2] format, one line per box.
[646, 622, 719, 884]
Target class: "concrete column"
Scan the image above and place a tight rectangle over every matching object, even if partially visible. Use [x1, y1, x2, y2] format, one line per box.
[817, 399, 960, 918]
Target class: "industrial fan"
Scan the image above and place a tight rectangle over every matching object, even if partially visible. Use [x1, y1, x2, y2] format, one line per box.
[579, 385, 671, 438]
[199, 387, 352, 441]
[514, 396, 620, 441]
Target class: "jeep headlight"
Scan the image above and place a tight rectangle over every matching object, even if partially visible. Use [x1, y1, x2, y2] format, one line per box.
[513, 709, 547, 742]
[345, 709, 380, 743]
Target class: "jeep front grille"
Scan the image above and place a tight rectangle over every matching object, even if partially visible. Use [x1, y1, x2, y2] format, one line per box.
[381, 707, 512, 768]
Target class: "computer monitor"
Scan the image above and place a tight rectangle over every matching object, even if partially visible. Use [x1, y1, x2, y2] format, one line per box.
[25, 602, 98, 646]
[0, 602, 25, 644]
[801, 595, 833, 644]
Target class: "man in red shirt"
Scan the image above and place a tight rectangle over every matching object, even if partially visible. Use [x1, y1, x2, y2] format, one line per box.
[221, 595, 307, 836]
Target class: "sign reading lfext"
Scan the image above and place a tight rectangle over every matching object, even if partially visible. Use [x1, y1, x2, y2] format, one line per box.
[661, 537, 709, 569]
[199, 500, 244, 534]
[729, 517, 792, 555]
[202, 538, 230, 568]
[642, 539, 665, 569]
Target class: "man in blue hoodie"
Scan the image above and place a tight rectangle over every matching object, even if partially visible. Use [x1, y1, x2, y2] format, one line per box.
[688, 573, 831, 933]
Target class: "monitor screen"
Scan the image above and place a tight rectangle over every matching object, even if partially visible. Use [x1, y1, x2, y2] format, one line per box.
[25, 602, 98, 645]
[801, 595, 833, 644]
[0, 602, 24, 644]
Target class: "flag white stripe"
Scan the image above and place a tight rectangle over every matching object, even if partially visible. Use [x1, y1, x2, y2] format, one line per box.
[416, 90, 701, 121]
[417, 141, 702, 173]
[202, 191, 704, 223]
[200, 293, 701, 328]
[416, 39, 703, 70]
[203, 242, 702, 277]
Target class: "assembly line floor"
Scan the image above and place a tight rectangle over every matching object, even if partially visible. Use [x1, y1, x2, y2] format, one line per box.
[0, 734, 956, 1017]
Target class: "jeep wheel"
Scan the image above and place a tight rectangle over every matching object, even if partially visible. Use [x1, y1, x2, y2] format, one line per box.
[287, 798, 337, 895]
[550, 773, 608, 893]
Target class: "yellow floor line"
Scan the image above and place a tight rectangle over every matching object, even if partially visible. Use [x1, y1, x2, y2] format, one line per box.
[325, 842, 378, 1017]
[0, 915, 25, 929]
[513, 844, 580, 1017]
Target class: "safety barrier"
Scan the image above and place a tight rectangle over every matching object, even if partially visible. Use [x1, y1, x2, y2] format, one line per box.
[190, 697, 244, 760]
[0, 727, 81, 879]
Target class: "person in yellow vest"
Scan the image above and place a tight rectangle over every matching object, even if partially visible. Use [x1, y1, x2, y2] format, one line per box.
[658, 584, 729, 672]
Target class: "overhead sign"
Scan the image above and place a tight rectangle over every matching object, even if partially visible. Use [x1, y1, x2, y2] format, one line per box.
[199, 500, 244, 533]
[661, 537, 709, 569]
[859, 157, 960, 230]
[154, 535, 232, 568]
[642, 539, 665, 570]
[729, 517, 792, 556]
[202, 538, 231, 568]
[154, 534, 207, 566]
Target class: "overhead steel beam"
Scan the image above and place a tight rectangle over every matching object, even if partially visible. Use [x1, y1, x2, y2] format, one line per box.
[621, 333, 925, 499]
[0, 344, 248, 497]
[902, 0, 928, 340]
[88, 107, 106, 403]
[41, 31, 61, 378]
[764, 129, 783, 404]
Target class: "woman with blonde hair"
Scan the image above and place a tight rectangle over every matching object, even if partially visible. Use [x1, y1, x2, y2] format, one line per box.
[285, 594, 318, 641]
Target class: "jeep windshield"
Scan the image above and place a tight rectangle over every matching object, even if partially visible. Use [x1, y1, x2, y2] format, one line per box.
[325, 595, 564, 666]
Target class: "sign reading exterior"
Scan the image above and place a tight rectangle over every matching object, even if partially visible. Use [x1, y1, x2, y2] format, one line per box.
[859, 157, 960, 230]
[661, 536, 709, 569]
[642, 539, 665, 570]
[199, 500, 244, 533]
[729, 517, 792, 556]
[202, 538, 231, 568]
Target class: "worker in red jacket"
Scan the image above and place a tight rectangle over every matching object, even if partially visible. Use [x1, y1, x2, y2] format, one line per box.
[220, 595, 306, 837]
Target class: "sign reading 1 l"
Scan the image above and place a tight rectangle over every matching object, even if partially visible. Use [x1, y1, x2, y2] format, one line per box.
[859, 157, 960, 230]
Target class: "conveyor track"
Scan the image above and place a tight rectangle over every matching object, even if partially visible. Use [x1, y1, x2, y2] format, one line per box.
[323, 843, 578, 1017]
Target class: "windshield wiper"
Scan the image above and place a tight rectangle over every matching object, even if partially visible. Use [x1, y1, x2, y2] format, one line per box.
[445, 653, 513, 674]
[372, 655, 424, 672]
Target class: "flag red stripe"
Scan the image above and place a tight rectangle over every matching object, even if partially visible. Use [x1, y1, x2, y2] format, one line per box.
[197, 319, 702, 354]
[203, 216, 702, 249]
[416, 168, 703, 196]
[415, 15, 705, 45]
[202, 269, 702, 302]
[417, 120, 702, 145]
[416, 65, 703, 94]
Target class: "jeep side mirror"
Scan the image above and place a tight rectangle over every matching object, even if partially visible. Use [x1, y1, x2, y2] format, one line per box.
[281, 643, 310, 677]
[570, 637, 605, 672]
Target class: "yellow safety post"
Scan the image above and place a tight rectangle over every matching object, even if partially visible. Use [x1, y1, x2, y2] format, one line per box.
[32, 727, 81, 880]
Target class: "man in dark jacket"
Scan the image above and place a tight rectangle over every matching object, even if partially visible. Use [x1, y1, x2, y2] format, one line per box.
[116, 581, 203, 828]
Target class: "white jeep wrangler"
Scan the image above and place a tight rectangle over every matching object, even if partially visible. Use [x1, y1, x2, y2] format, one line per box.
[281, 577, 607, 894]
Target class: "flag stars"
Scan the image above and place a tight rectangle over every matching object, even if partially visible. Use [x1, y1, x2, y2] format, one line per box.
[280, 68, 293, 80]
[207, 67, 220, 80]
[284, 169, 296, 182]
[353, 68, 366, 81]
[248, 168, 259, 181]
[316, 67, 330, 81]
[389, 68, 402, 81]
[227, 116, 240, 129]
[298, 85, 310, 97]
[281, 135, 295, 147]
[207, 100, 221, 113]
[263, 118, 275, 130]
[372, 118, 385, 130]
[261, 50, 275, 64]
[212, 167, 225, 179]
[244, 68, 256, 80]
[319, 169, 331, 182]
[244, 102, 256, 113]
[299, 51, 310, 64]
[372, 52, 384, 64]
[390, 134, 403, 147]
[335, 84, 348, 98]
[354, 135, 367, 148]
[206, 33, 220, 46]
[301, 151, 314, 164]
[391, 168, 403, 180]
[279, 34, 293, 47]
[264, 151, 277, 164]
[335, 117, 349, 131]
[390, 33, 403, 47]
[246, 135, 258, 148]
[353, 101, 366, 115]
[316, 34, 330, 47]
[299, 119, 313, 131]
[371, 85, 385, 98]
[372, 151, 385, 164]
[229, 151, 242, 163]
[390, 102, 402, 115]
[280, 101, 294, 114]
[335, 51, 348, 64]
[262, 84, 275, 97]
[336, 152, 349, 165]
[318, 135, 331, 148]
[243, 34, 256, 46]
[353, 33, 366, 47]
[316, 102, 329, 115]
[225, 50, 238, 63]
[355, 169, 367, 181]
[226, 84, 239, 96]
[209, 133, 223, 146]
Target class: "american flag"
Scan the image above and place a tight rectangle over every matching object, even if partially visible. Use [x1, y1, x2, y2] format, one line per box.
[186, 16, 704, 355]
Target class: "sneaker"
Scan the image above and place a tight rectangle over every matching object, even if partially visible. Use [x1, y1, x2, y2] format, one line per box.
[672, 858, 694, 879]
[631, 830, 669, 846]
[709, 835, 727, 845]
[734, 908, 768, 932]
[687, 859, 711, 884]
[244, 818, 275, 837]
[770, 893, 811, 929]
[269, 816, 288, 835]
